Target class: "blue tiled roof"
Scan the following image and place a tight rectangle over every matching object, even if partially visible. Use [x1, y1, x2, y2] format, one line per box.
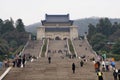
[41, 14, 73, 25]
[45, 27, 70, 32]
[45, 14, 69, 22]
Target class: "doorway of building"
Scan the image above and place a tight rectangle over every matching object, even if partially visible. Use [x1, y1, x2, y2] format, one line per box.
[55, 36, 61, 40]
[63, 38, 67, 40]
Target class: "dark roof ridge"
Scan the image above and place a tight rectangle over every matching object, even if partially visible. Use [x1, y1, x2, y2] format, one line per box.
[45, 14, 69, 17]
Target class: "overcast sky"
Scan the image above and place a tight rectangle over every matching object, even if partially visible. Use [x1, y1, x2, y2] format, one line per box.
[0, 0, 120, 25]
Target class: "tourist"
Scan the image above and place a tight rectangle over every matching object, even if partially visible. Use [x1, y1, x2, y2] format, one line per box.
[80, 60, 84, 67]
[4, 59, 8, 68]
[12, 59, 16, 67]
[48, 56, 51, 64]
[94, 62, 99, 72]
[17, 56, 22, 67]
[22, 54, 26, 67]
[97, 70, 103, 80]
[97, 61, 101, 71]
[101, 61, 105, 72]
[105, 60, 110, 71]
[111, 61, 116, 69]
[113, 69, 118, 80]
[118, 69, 120, 80]
[72, 63, 75, 73]
[101, 61, 105, 67]
[102, 65, 105, 72]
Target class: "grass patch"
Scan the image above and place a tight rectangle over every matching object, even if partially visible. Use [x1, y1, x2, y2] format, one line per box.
[41, 39, 47, 57]
[68, 39, 75, 55]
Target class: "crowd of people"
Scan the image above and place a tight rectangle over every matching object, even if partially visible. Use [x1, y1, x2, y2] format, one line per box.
[2, 53, 37, 68]
[2, 54, 26, 68]
[93, 56, 120, 80]
[70, 55, 120, 80]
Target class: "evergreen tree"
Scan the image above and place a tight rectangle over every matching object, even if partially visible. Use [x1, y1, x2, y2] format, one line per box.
[1, 19, 15, 34]
[88, 23, 96, 39]
[96, 18, 112, 37]
[90, 33, 107, 51]
[0, 38, 9, 54]
[111, 22, 119, 34]
[16, 19, 25, 32]
[109, 29, 120, 41]
[0, 19, 3, 36]
[112, 40, 120, 54]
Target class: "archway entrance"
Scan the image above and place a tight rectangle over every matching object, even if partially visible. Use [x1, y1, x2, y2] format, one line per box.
[63, 38, 67, 40]
[55, 36, 61, 40]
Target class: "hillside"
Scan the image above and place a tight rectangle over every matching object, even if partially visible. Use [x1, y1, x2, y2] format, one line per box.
[25, 17, 120, 36]
[25, 22, 41, 35]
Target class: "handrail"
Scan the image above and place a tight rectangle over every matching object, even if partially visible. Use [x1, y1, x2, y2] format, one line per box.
[19, 41, 29, 56]
[84, 35, 97, 57]
[45, 39, 49, 57]
[66, 39, 71, 55]
[0, 67, 12, 80]
[39, 39, 45, 58]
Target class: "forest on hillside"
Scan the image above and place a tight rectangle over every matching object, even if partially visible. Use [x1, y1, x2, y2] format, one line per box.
[87, 18, 120, 60]
[0, 18, 29, 61]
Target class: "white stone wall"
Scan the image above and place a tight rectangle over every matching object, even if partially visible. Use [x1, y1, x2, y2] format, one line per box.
[70, 26, 78, 40]
[37, 26, 45, 40]
[45, 32, 70, 40]
[37, 25, 78, 40]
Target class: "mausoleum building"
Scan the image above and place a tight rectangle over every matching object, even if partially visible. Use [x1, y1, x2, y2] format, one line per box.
[37, 14, 78, 40]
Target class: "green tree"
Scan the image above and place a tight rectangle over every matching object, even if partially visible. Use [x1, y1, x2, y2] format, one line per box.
[2, 30, 28, 46]
[0, 19, 3, 36]
[90, 33, 107, 51]
[88, 23, 96, 39]
[9, 40, 17, 48]
[96, 18, 112, 37]
[1, 19, 15, 34]
[112, 40, 120, 54]
[109, 29, 120, 42]
[111, 22, 119, 34]
[16, 19, 25, 32]
[0, 18, 29, 60]
[9, 40, 18, 52]
[0, 38, 9, 54]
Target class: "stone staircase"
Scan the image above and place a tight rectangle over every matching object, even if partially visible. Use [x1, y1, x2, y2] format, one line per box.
[3, 39, 118, 80]
[22, 40, 43, 58]
[73, 39, 95, 59]
[47, 40, 68, 58]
